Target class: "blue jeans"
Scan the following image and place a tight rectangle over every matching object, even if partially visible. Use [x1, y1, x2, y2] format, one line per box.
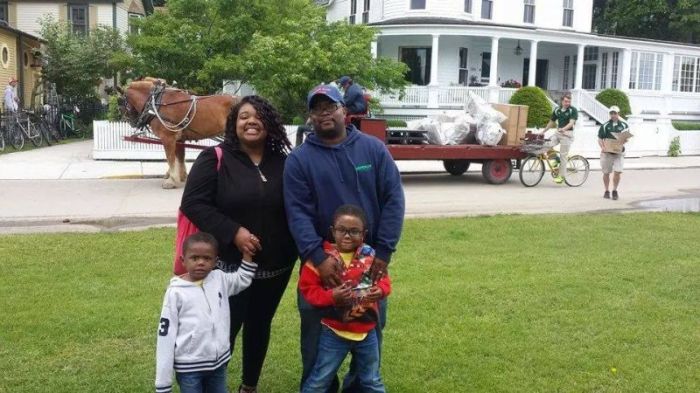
[302, 326, 385, 393]
[298, 288, 387, 393]
[175, 363, 228, 393]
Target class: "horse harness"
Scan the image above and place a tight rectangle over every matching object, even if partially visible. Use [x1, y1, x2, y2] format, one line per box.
[136, 83, 200, 134]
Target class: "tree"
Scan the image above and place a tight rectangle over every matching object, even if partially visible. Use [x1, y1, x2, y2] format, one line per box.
[593, 0, 700, 44]
[128, 0, 407, 120]
[39, 17, 129, 98]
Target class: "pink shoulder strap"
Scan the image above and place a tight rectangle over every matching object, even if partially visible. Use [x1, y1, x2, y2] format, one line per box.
[214, 146, 223, 171]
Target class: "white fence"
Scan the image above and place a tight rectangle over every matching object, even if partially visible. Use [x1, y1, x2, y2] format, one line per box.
[93, 121, 300, 161]
[374, 86, 491, 107]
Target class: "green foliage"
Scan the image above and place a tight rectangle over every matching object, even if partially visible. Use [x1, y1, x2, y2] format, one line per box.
[290, 116, 305, 125]
[668, 136, 682, 156]
[594, 0, 700, 44]
[385, 119, 407, 127]
[128, 0, 407, 120]
[595, 89, 632, 118]
[107, 95, 121, 122]
[508, 86, 552, 127]
[672, 121, 700, 130]
[1, 213, 700, 392]
[39, 17, 130, 97]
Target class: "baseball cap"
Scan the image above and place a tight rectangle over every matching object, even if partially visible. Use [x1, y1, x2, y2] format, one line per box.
[307, 84, 345, 110]
[609, 105, 620, 113]
[338, 76, 351, 85]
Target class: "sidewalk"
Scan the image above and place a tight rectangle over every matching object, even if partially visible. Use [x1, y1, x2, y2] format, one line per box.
[2, 140, 700, 180]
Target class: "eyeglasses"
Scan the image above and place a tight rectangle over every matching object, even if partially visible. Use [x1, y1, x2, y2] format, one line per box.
[331, 226, 364, 238]
[310, 103, 341, 116]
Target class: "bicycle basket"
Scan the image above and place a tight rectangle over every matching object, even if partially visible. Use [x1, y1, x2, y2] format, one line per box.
[520, 140, 550, 155]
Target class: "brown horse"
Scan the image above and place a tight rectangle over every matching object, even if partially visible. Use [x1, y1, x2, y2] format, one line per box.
[119, 78, 238, 189]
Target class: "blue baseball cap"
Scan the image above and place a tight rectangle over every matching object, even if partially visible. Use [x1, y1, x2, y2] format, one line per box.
[307, 84, 345, 111]
[338, 76, 351, 86]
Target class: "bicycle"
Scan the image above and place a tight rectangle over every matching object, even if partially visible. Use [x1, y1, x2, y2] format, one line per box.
[58, 106, 84, 139]
[518, 131, 590, 187]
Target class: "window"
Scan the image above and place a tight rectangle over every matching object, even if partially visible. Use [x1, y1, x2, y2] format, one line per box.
[572, 55, 577, 87]
[0, 2, 8, 23]
[363, 0, 370, 23]
[600, 52, 608, 89]
[562, 56, 570, 89]
[349, 0, 357, 24]
[481, 0, 493, 19]
[411, 0, 426, 9]
[24, 51, 30, 69]
[673, 55, 700, 93]
[400, 47, 431, 85]
[611, 52, 619, 88]
[629, 51, 663, 90]
[459, 48, 469, 85]
[481, 52, 491, 82]
[69, 4, 88, 34]
[523, 0, 535, 24]
[1, 45, 8, 69]
[464, 0, 472, 13]
[129, 14, 142, 35]
[583, 64, 597, 89]
[563, 0, 574, 27]
[584, 47, 598, 61]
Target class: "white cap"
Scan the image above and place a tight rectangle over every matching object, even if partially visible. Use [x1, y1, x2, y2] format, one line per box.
[609, 105, 620, 113]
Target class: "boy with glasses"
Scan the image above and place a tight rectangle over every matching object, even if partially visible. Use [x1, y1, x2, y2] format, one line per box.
[299, 204, 391, 393]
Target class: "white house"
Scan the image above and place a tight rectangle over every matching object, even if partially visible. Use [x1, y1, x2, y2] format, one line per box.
[319, 0, 700, 127]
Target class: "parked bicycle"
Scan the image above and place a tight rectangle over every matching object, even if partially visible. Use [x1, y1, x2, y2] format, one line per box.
[57, 105, 84, 139]
[519, 131, 590, 187]
[3, 110, 44, 150]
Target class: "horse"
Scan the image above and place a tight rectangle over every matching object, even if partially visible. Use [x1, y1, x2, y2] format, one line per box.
[118, 78, 239, 189]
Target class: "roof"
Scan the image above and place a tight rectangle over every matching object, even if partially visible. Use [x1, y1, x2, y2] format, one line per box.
[0, 22, 44, 43]
[370, 17, 700, 49]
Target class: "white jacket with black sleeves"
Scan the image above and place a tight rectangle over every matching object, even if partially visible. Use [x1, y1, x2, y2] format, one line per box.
[155, 261, 257, 393]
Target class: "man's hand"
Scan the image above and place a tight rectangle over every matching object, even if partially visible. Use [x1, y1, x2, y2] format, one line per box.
[318, 256, 342, 288]
[332, 283, 353, 306]
[234, 227, 262, 257]
[369, 258, 388, 283]
[363, 286, 384, 303]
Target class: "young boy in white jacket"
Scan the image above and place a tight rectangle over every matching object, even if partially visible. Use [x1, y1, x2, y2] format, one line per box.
[155, 232, 257, 393]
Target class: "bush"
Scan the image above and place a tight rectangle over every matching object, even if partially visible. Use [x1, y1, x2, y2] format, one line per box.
[107, 95, 121, 122]
[386, 119, 407, 128]
[668, 136, 681, 157]
[290, 116, 305, 125]
[595, 89, 632, 118]
[509, 86, 552, 127]
[672, 121, 700, 131]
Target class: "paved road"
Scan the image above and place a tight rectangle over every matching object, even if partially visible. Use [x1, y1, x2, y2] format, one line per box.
[1, 167, 698, 233]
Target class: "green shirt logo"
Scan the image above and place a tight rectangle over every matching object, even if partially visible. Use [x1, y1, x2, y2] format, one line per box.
[355, 164, 373, 173]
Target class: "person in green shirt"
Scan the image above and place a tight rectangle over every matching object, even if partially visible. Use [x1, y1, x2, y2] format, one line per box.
[598, 106, 629, 200]
[542, 94, 578, 184]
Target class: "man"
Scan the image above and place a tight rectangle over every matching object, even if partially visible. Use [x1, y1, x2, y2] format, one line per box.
[543, 94, 578, 184]
[4, 77, 19, 114]
[284, 84, 405, 392]
[598, 105, 629, 200]
[337, 76, 367, 115]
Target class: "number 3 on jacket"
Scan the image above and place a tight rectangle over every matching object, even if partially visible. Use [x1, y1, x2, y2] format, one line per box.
[159, 318, 170, 336]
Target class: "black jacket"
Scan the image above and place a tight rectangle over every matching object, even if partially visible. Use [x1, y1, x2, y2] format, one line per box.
[180, 143, 298, 271]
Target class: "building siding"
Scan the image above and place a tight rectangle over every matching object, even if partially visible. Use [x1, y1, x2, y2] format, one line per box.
[16, 3, 61, 37]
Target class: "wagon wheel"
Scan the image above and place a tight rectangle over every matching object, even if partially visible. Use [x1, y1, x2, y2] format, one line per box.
[443, 160, 470, 176]
[482, 159, 513, 184]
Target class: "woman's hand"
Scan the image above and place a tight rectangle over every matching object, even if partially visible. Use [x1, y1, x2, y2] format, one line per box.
[363, 286, 384, 303]
[332, 283, 353, 306]
[234, 227, 262, 257]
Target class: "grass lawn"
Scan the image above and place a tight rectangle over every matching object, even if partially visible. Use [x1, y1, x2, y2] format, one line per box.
[0, 213, 698, 392]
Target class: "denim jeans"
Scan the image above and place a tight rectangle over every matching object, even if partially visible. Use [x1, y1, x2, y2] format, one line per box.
[298, 288, 387, 393]
[175, 363, 228, 393]
[301, 326, 385, 393]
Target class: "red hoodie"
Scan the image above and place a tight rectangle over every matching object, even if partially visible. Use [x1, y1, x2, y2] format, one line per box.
[299, 241, 391, 334]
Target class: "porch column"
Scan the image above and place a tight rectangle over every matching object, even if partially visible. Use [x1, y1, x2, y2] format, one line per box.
[489, 37, 500, 86]
[528, 40, 538, 87]
[370, 37, 378, 59]
[488, 37, 500, 102]
[428, 34, 440, 108]
[429, 34, 440, 86]
[620, 49, 632, 91]
[574, 44, 584, 90]
[661, 52, 675, 115]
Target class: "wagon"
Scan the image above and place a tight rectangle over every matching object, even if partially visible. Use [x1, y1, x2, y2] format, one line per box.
[357, 118, 527, 184]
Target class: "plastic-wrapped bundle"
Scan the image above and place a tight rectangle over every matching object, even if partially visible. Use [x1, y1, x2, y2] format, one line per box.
[476, 122, 506, 146]
[465, 92, 506, 125]
[407, 118, 442, 145]
[443, 113, 476, 145]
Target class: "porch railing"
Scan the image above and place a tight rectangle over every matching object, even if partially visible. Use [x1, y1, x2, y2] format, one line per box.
[498, 88, 517, 104]
[571, 89, 611, 124]
[375, 86, 491, 107]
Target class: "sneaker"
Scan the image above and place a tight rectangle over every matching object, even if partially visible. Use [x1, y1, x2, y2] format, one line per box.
[603, 191, 610, 199]
[554, 176, 564, 184]
[612, 190, 619, 200]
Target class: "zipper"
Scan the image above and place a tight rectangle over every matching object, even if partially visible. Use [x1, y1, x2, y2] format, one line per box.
[255, 164, 267, 182]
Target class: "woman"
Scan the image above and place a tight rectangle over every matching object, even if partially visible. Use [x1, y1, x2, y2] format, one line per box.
[180, 95, 298, 393]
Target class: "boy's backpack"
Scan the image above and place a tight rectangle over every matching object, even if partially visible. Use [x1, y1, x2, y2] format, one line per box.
[173, 145, 223, 276]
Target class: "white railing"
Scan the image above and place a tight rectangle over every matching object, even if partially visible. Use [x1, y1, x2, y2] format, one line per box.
[93, 121, 298, 160]
[498, 88, 517, 104]
[375, 86, 491, 107]
[571, 89, 610, 124]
